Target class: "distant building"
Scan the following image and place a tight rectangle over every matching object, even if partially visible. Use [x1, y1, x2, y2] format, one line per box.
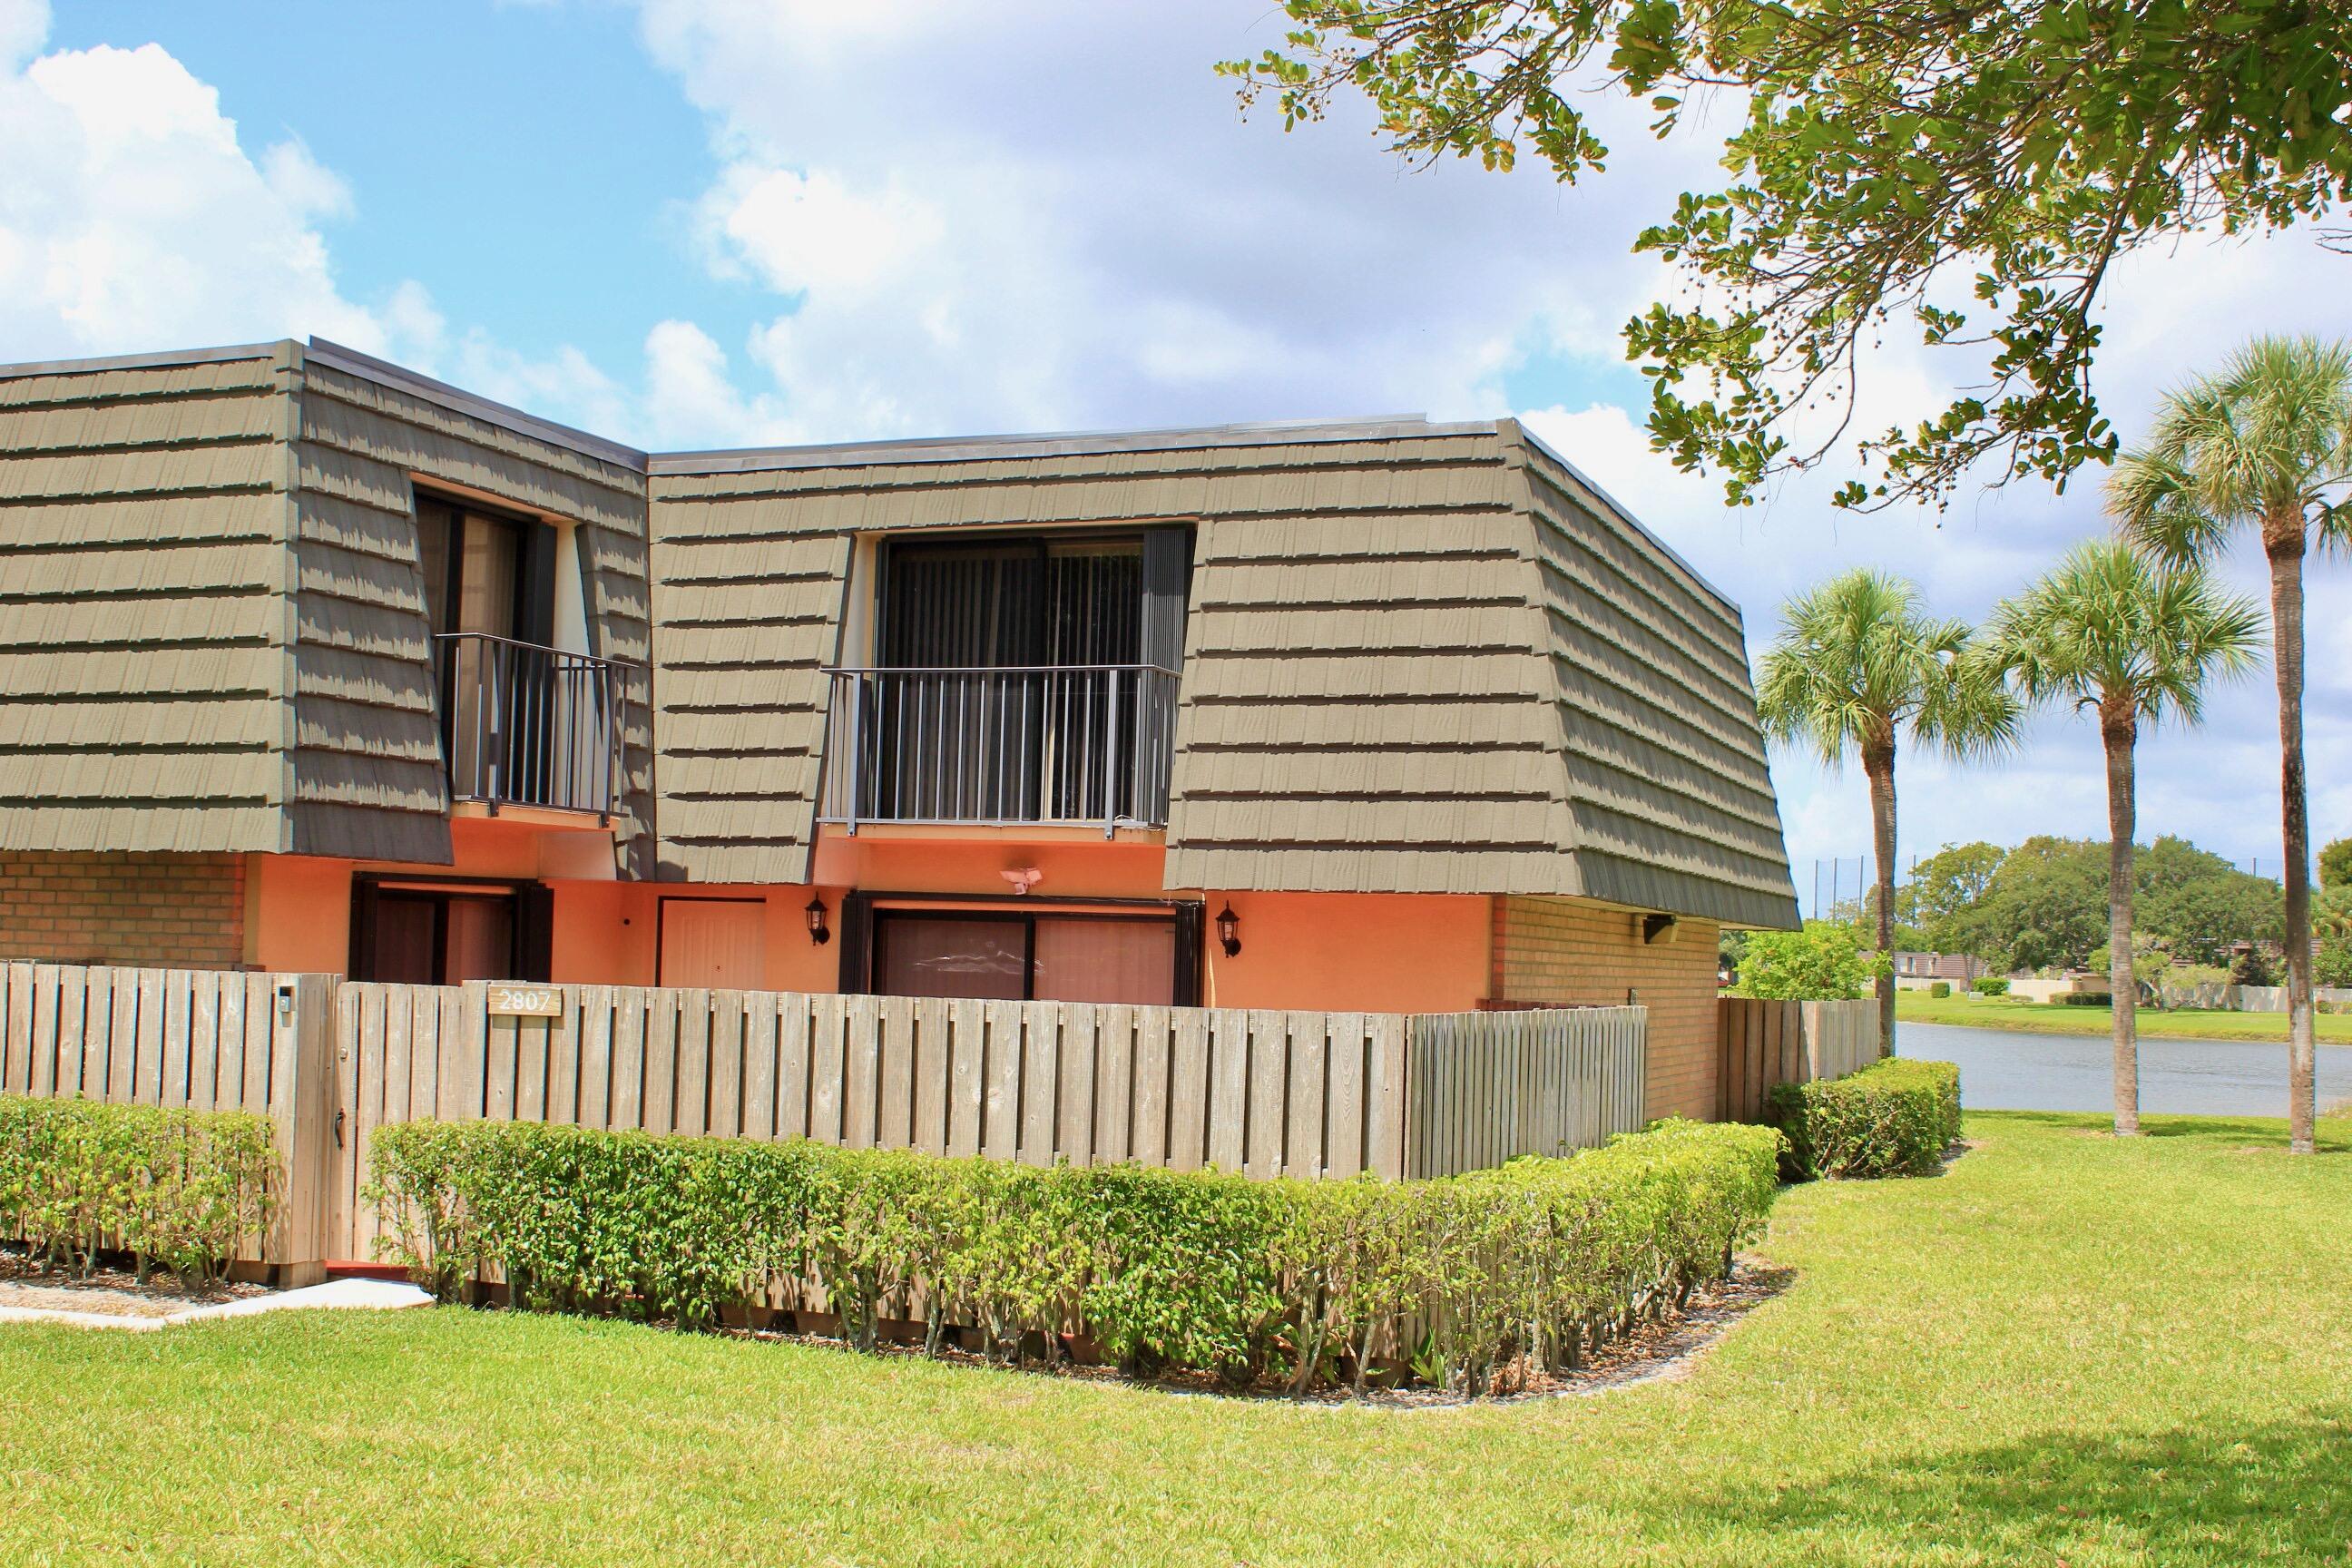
[1886, 950, 1992, 988]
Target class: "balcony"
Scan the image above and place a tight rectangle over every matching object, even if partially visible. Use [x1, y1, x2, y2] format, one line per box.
[436, 632, 633, 818]
[818, 663, 1180, 834]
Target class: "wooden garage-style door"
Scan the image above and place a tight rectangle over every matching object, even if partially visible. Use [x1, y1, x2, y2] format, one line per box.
[658, 898, 767, 990]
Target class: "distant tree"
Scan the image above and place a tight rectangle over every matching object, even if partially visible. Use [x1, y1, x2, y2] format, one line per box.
[2136, 839, 2286, 967]
[1731, 921, 1886, 1001]
[2318, 888, 2352, 988]
[2111, 335, 2352, 1154]
[1755, 571, 2018, 1052]
[1905, 842, 2006, 952]
[1945, 838, 2111, 975]
[2321, 838, 2352, 890]
[1227, 5, 2352, 511]
[1717, 927, 1749, 984]
[1991, 543, 2261, 1134]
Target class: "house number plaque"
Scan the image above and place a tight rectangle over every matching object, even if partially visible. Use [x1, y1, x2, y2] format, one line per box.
[486, 985, 564, 1018]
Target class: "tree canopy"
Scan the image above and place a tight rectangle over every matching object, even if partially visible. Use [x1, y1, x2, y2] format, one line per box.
[1918, 835, 2282, 971]
[1225, 2, 2352, 508]
[1730, 919, 1883, 1000]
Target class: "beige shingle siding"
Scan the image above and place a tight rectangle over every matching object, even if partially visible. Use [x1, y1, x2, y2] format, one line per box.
[644, 493, 849, 882]
[1161, 432, 1584, 895]
[289, 355, 655, 865]
[1505, 429, 1800, 928]
[0, 350, 295, 853]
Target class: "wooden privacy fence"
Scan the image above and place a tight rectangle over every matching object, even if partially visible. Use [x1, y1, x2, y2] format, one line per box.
[1715, 996, 1880, 1123]
[1404, 1008, 1646, 1180]
[3, 964, 1651, 1272]
[0, 963, 337, 1276]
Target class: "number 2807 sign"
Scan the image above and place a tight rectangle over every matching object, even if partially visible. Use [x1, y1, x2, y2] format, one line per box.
[486, 984, 564, 1018]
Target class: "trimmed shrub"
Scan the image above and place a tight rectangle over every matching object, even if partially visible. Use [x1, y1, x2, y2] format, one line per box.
[0, 1094, 278, 1283]
[1927, 981, 1953, 999]
[368, 1118, 1784, 1396]
[1768, 1059, 1962, 1181]
[2057, 992, 2113, 1007]
[1971, 976, 2011, 996]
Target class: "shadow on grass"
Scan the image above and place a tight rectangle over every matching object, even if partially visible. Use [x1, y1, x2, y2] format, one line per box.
[1968, 1109, 2352, 1152]
[1698, 1409, 2352, 1564]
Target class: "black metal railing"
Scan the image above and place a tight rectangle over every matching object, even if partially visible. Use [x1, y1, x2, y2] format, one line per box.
[435, 632, 632, 816]
[818, 664, 1180, 835]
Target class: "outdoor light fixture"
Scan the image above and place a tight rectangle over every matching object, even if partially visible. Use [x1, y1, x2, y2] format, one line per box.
[1215, 903, 1242, 958]
[1642, 912, 1679, 946]
[805, 894, 831, 946]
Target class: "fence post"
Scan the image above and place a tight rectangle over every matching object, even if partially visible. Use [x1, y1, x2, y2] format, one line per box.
[262, 972, 338, 1287]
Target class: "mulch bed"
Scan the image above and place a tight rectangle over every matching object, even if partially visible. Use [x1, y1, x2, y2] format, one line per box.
[717, 1256, 1797, 1408]
[0, 1244, 272, 1320]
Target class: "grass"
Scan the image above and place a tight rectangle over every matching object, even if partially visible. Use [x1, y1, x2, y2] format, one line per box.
[4, 1113, 2350, 1566]
[1896, 989, 2352, 1043]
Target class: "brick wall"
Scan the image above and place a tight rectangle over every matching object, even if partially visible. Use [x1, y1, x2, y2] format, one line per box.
[0, 852, 247, 968]
[1489, 896, 1722, 1122]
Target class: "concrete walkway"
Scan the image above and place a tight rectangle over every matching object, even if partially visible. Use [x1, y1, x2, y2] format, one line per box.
[0, 1278, 434, 1331]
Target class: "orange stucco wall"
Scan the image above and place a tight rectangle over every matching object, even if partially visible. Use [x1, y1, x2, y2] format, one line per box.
[245, 824, 1496, 1014]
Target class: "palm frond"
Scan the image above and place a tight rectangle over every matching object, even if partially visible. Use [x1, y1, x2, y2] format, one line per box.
[1986, 540, 2265, 732]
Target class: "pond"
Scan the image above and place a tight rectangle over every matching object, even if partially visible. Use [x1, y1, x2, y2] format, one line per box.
[1898, 1021, 2352, 1118]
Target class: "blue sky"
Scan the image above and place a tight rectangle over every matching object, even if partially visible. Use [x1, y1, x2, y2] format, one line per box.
[5, 0, 2347, 900]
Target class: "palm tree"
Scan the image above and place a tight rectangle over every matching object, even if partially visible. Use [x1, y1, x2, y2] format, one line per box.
[2108, 336, 2352, 1155]
[1989, 543, 2263, 1136]
[1756, 569, 2019, 1054]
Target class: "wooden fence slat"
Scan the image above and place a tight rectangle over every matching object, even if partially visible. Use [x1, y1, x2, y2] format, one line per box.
[1284, 1012, 1327, 1179]
[1017, 1000, 1059, 1167]
[843, 995, 881, 1149]
[741, 996, 777, 1142]
[1091, 1004, 1135, 1164]
[1057, 1002, 1097, 1166]
[1132, 1005, 1173, 1167]
[877, 995, 916, 1150]
[780, 995, 818, 1142]
[980, 998, 1024, 1159]
[1198, 1009, 1242, 1173]
[808, 995, 848, 1144]
[909, 996, 949, 1155]
[642, 989, 681, 1135]
[703, 991, 742, 1139]
[945, 996, 985, 1158]
[671, 987, 710, 1138]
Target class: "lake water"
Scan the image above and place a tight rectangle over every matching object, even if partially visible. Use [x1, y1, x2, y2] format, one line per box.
[1898, 1021, 2352, 1117]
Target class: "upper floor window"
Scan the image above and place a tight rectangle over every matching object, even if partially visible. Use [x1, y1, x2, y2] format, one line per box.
[414, 495, 558, 644]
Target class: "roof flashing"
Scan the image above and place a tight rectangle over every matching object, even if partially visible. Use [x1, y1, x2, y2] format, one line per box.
[650, 415, 1497, 475]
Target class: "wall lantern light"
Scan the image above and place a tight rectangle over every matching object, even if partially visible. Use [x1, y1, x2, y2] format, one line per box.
[805, 894, 832, 946]
[1215, 903, 1242, 958]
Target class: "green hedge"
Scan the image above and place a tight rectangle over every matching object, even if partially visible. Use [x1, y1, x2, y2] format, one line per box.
[1971, 976, 2011, 996]
[1767, 1059, 1962, 1180]
[368, 1118, 1783, 1395]
[0, 1094, 279, 1283]
[2058, 992, 2114, 1007]
[1927, 981, 1952, 999]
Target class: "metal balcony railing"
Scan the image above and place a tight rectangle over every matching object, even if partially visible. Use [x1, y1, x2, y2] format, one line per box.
[435, 632, 632, 817]
[818, 664, 1180, 835]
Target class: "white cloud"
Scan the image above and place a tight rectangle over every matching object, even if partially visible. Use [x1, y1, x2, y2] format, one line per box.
[627, 0, 1716, 440]
[0, 25, 389, 357]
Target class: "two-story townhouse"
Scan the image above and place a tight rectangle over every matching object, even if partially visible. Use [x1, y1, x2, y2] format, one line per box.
[0, 338, 1798, 1122]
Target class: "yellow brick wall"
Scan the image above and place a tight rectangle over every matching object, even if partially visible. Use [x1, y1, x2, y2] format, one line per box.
[1488, 896, 1721, 1122]
[0, 852, 246, 968]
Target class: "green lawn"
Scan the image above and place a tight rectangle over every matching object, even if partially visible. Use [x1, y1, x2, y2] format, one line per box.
[1896, 988, 2352, 1043]
[5, 1113, 2350, 1567]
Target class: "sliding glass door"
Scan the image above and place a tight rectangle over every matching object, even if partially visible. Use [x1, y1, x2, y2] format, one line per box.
[869, 909, 1179, 1005]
